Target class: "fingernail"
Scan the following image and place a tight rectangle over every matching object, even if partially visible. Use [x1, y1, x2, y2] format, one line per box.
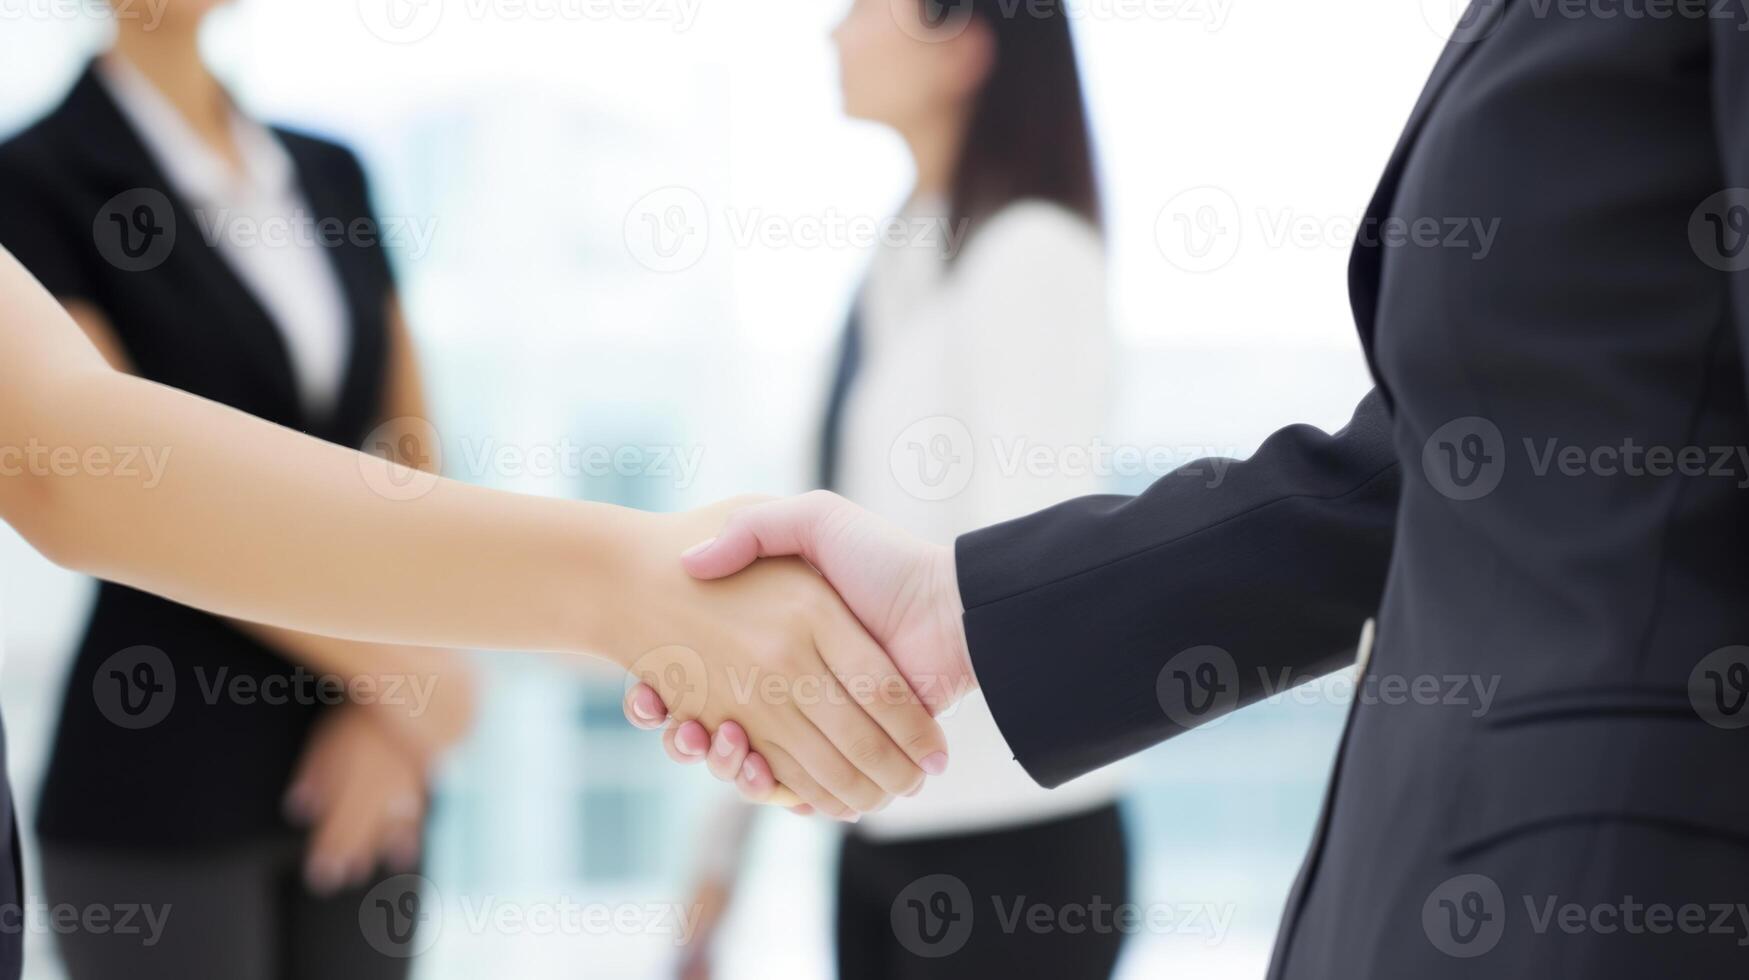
[681, 537, 717, 559]
[631, 697, 660, 722]
[714, 731, 735, 757]
[921, 752, 949, 776]
[739, 759, 757, 783]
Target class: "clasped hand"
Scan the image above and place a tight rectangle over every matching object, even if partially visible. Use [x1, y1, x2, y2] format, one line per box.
[622, 492, 976, 817]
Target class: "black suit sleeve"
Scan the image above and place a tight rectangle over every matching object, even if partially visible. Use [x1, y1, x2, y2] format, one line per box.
[1713, 12, 1749, 393]
[954, 390, 1401, 788]
[0, 150, 99, 305]
[331, 145, 397, 296]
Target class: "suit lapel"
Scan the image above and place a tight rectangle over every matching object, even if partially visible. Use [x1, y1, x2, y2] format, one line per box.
[1347, 6, 1504, 409]
[56, 65, 306, 424]
[277, 134, 380, 440]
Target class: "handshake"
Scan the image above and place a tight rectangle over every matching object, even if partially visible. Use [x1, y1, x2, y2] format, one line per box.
[611, 491, 975, 820]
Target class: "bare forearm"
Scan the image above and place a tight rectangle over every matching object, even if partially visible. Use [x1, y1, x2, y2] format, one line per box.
[11, 367, 652, 658]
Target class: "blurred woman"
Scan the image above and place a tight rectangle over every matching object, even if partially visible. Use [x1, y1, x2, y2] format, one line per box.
[0, 3, 476, 975]
[675, 2, 1129, 977]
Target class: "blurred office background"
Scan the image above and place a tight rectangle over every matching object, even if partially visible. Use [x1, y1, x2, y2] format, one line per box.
[0, 0, 1446, 976]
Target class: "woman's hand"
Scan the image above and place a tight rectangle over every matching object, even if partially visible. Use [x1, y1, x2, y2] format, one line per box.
[285, 707, 428, 894]
[604, 499, 950, 819]
[624, 492, 975, 809]
[360, 648, 478, 769]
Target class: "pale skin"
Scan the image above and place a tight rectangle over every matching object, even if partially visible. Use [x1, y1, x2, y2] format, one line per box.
[647, 1, 994, 965]
[0, 243, 949, 818]
[90, 6, 475, 892]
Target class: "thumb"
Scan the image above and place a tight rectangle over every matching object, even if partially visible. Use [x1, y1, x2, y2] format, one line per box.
[679, 493, 835, 580]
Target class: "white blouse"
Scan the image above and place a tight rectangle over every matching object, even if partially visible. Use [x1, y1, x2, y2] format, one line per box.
[838, 197, 1127, 841]
[98, 54, 351, 418]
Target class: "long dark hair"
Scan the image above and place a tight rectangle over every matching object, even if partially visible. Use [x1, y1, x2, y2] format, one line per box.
[931, 0, 1103, 249]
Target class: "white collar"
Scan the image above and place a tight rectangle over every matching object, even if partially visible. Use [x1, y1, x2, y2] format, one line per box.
[96, 53, 295, 205]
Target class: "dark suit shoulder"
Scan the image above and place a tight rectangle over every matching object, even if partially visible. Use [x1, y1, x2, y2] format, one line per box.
[272, 128, 372, 199]
[0, 103, 75, 181]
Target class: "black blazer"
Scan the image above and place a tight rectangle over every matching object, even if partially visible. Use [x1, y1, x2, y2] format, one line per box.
[958, 10, 1749, 976]
[0, 65, 394, 847]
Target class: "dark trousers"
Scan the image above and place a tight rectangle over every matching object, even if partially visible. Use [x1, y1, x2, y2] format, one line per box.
[41, 838, 418, 980]
[837, 803, 1129, 980]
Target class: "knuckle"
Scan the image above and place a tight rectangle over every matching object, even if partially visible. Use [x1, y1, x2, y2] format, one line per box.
[849, 784, 888, 813]
[849, 734, 889, 770]
[878, 675, 915, 707]
[816, 763, 856, 793]
[902, 728, 938, 755]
